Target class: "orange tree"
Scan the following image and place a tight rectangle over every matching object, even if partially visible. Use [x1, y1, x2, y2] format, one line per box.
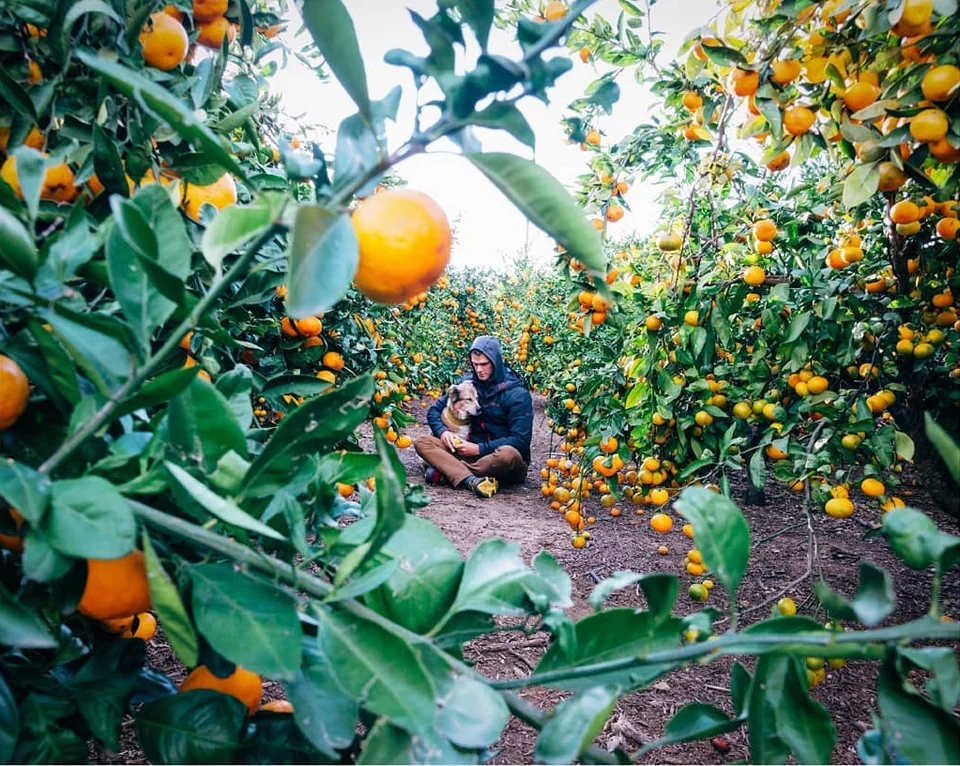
[528, 0, 959, 532]
[1, 0, 959, 763]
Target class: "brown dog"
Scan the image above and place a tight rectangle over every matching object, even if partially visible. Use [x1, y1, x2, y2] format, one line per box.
[440, 381, 480, 441]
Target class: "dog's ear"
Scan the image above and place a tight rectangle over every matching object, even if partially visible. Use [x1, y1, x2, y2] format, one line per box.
[446, 384, 460, 401]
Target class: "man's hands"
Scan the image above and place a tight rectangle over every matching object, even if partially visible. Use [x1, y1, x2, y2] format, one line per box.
[439, 431, 458, 451]
[454, 440, 480, 457]
[440, 432, 481, 458]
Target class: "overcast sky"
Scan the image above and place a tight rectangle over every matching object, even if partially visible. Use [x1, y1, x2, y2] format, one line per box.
[272, 0, 721, 269]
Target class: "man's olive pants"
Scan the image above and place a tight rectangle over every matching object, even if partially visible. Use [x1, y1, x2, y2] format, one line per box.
[414, 435, 528, 487]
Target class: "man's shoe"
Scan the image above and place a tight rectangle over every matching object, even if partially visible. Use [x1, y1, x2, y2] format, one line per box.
[464, 475, 498, 498]
[425, 467, 447, 485]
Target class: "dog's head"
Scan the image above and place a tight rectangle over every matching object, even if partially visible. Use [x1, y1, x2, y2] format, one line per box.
[447, 381, 481, 420]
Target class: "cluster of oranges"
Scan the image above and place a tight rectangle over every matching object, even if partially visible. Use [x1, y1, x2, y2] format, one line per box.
[145, 1, 237, 73]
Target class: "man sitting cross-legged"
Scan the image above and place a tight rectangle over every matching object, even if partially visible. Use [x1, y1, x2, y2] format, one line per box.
[415, 336, 533, 498]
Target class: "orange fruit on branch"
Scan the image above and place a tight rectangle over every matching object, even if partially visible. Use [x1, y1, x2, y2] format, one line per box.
[139, 12, 189, 71]
[909, 108, 948, 143]
[0, 509, 24, 552]
[182, 173, 237, 222]
[921, 65, 960, 102]
[197, 15, 236, 49]
[0, 354, 30, 431]
[179, 665, 262, 715]
[783, 105, 816, 136]
[770, 59, 801, 85]
[351, 189, 451, 304]
[78, 551, 153, 621]
[193, 0, 229, 22]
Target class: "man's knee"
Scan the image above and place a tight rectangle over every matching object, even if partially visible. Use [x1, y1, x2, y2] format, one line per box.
[414, 434, 438, 457]
[493, 445, 524, 467]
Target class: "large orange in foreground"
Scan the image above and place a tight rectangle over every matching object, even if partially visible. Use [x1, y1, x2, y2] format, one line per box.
[351, 189, 451, 304]
[0, 354, 30, 430]
[78, 550, 153, 621]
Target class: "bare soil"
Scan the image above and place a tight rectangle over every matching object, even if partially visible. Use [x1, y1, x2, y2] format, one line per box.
[96, 394, 960, 764]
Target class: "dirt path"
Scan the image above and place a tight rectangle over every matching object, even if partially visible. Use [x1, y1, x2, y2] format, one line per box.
[402, 394, 960, 764]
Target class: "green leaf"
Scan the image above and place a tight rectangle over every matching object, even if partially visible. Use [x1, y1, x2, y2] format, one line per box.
[468, 101, 536, 148]
[533, 551, 573, 609]
[201, 196, 275, 270]
[282, 639, 358, 758]
[42, 306, 135, 396]
[433, 675, 507, 750]
[142, 530, 198, 667]
[10, 147, 45, 221]
[362, 515, 464, 635]
[535, 686, 617, 763]
[44, 477, 136, 559]
[442, 538, 566, 621]
[313, 606, 437, 735]
[326, 560, 400, 603]
[21, 527, 73, 583]
[115, 367, 198, 418]
[106, 196, 168, 349]
[76, 51, 245, 181]
[300, 1, 370, 117]
[285, 205, 358, 319]
[814, 561, 894, 626]
[842, 161, 879, 209]
[899, 647, 960, 713]
[588, 570, 676, 616]
[92, 124, 128, 197]
[27, 320, 82, 410]
[925, 413, 959, 484]
[747, 655, 835, 764]
[12, 695, 87, 763]
[456, 0, 494, 48]
[0, 673, 18, 763]
[215, 365, 254, 429]
[315, 451, 381, 486]
[783, 312, 811, 344]
[167, 377, 248, 474]
[0, 206, 38, 280]
[0, 69, 37, 123]
[638, 703, 742, 755]
[881, 507, 960, 571]
[701, 43, 748, 67]
[0, 458, 50, 524]
[190, 563, 302, 680]
[466, 153, 604, 272]
[332, 87, 401, 196]
[241, 375, 374, 496]
[165, 463, 285, 541]
[358, 720, 473, 765]
[730, 662, 751, 717]
[675, 487, 750, 595]
[535, 608, 683, 693]
[137, 690, 247, 764]
[66, 639, 145, 750]
[877, 651, 960, 765]
[0, 585, 59, 649]
[350, 428, 408, 573]
[749, 446, 766, 490]
[894, 431, 915, 462]
[55, 1, 122, 62]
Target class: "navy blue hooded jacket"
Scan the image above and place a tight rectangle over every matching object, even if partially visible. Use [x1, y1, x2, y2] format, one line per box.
[427, 336, 534, 464]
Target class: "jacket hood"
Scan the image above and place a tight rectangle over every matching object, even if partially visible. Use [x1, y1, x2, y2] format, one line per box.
[469, 335, 506, 386]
